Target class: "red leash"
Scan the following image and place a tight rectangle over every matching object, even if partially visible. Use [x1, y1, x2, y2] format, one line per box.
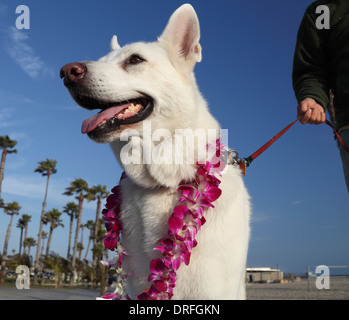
[244, 119, 299, 166]
[324, 120, 349, 153]
[237, 119, 349, 175]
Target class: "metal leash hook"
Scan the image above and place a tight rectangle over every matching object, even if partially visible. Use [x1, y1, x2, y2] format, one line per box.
[227, 149, 253, 176]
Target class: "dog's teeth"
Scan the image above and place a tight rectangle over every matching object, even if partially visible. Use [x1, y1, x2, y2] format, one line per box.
[98, 120, 107, 127]
[129, 103, 142, 111]
[116, 103, 142, 120]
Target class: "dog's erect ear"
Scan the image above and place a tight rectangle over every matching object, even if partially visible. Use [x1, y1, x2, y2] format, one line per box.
[110, 35, 121, 51]
[159, 4, 202, 70]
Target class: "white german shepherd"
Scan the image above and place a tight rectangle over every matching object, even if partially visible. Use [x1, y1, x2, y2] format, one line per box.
[61, 4, 250, 299]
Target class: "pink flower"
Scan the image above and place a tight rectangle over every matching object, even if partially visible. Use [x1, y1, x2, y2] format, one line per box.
[104, 234, 117, 251]
[196, 162, 221, 186]
[204, 138, 226, 170]
[177, 185, 200, 204]
[168, 205, 189, 235]
[105, 191, 121, 210]
[156, 237, 191, 271]
[148, 258, 169, 278]
[138, 258, 176, 300]
[200, 185, 222, 208]
[136, 292, 149, 300]
[99, 292, 122, 300]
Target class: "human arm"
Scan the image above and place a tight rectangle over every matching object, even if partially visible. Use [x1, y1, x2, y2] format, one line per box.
[292, 4, 331, 124]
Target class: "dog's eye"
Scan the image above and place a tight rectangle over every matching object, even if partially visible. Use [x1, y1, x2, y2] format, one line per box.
[128, 55, 145, 65]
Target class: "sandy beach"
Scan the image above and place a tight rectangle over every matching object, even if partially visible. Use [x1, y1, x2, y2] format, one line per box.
[246, 276, 349, 300]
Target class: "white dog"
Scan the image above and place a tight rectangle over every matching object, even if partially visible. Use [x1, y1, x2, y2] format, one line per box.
[61, 4, 250, 300]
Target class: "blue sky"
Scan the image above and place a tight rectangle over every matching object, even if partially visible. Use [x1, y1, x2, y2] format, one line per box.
[0, 0, 348, 276]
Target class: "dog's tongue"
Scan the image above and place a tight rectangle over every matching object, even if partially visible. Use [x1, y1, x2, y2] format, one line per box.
[81, 104, 129, 134]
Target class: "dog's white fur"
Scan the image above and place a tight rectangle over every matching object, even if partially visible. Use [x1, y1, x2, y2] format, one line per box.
[72, 4, 250, 299]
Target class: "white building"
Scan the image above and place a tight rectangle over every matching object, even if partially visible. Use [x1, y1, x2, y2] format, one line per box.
[246, 267, 283, 283]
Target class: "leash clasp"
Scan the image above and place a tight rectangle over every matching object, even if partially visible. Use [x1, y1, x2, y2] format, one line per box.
[227, 149, 253, 176]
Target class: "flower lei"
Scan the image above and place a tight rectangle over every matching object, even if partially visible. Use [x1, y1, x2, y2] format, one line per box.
[100, 139, 227, 300]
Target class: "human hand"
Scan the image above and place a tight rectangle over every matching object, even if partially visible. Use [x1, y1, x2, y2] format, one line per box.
[297, 98, 326, 124]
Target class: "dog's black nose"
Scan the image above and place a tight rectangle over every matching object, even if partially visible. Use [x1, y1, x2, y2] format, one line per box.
[60, 62, 87, 85]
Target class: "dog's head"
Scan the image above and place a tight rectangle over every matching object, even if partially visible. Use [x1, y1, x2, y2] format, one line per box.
[60, 4, 203, 144]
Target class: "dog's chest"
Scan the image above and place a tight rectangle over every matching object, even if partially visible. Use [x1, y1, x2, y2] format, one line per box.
[120, 179, 179, 254]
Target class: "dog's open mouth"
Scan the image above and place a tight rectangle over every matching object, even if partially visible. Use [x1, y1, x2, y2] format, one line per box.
[78, 95, 154, 135]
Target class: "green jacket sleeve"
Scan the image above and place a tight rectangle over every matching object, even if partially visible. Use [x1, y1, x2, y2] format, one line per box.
[292, 4, 331, 110]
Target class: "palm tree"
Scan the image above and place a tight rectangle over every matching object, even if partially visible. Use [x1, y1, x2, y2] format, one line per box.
[40, 231, 48, 256]
[1, 201, 21, 279]
[77, 242, 84, 260]
[0, 135, 17, 197]
[33, 158, 57, 285]
[63, 202, 79, 259]
[22, 214, 31, 254]
[86, 185, 109, 266]
[93, 218, 108, 293]
[16, 217, 26, 255]
[83, 220, 94, 261]
[16, 214, 31, 255]
[23, 237, 37, 258]
[16, 218, 25, 255]
[63, 178, 88, 285]
[43, 209, 64, 256]
[80, 223, 85, 245]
